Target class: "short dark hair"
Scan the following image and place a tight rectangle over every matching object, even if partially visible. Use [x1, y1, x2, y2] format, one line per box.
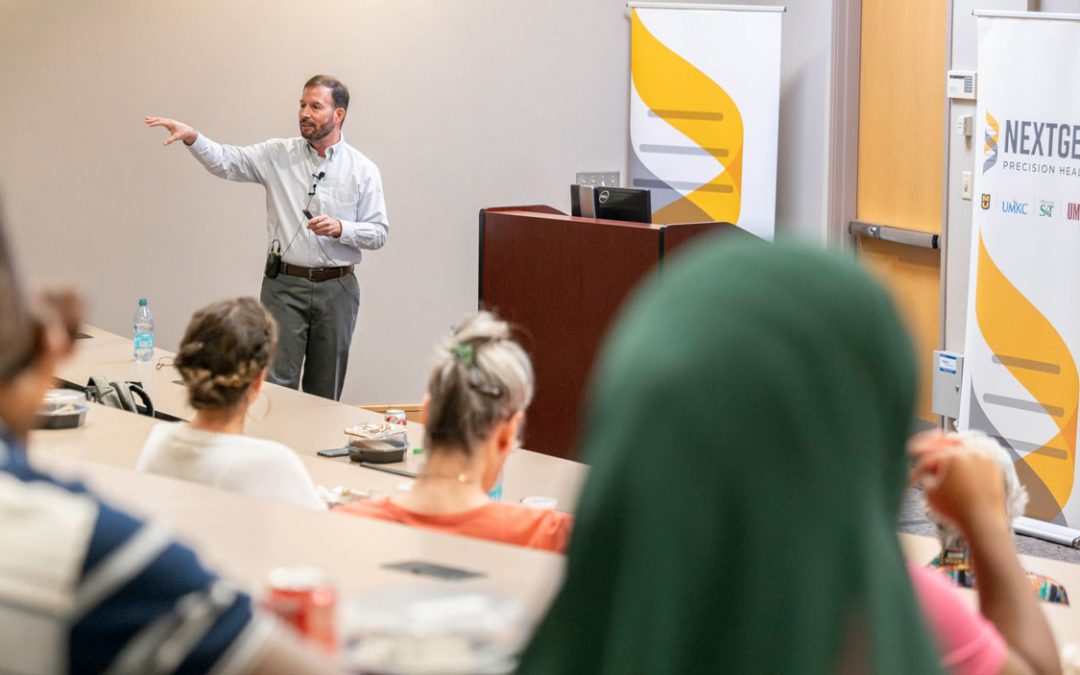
[304, 74, 349, 113]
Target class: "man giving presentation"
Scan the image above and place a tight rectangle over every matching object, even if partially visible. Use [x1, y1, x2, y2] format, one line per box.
[146, 74, 388, 401]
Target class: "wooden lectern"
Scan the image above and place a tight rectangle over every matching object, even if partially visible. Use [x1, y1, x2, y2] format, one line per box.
[478, 205, 748, 460]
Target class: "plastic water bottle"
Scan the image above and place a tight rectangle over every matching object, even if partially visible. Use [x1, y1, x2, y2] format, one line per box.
[488, 471, 504, 501]
[133, 298, 154, 362]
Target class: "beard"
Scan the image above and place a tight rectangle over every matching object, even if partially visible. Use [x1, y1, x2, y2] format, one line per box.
[300, 117, 335, 142]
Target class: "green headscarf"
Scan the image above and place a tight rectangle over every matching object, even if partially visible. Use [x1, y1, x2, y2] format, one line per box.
[519, 239, 942, 674]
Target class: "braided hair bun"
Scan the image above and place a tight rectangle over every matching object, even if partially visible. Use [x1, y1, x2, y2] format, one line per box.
[174, 298, 277, 410]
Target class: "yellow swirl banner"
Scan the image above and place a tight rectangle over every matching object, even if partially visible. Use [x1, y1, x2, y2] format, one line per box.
[975, 234, 1077, 517]
[630, 5, 781, 234]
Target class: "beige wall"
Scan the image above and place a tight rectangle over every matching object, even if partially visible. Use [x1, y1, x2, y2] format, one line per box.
[0, 0, 834, 404]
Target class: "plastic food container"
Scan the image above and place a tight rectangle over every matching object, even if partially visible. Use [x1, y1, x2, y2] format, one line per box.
[344, 423, 408, 464]
[341, 588, 528, 674]
[33, 388, 89, 430]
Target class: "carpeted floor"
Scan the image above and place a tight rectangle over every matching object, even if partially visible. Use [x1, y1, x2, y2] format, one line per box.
[897, 488, 1080, 565]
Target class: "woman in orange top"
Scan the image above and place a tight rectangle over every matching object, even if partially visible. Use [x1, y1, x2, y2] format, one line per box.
[336, 311, 571, 553]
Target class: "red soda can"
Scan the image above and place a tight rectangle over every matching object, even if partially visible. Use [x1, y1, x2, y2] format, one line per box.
[265, 566, 338, 654]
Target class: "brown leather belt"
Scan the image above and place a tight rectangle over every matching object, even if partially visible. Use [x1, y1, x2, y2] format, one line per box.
[279, 263, 354, 282]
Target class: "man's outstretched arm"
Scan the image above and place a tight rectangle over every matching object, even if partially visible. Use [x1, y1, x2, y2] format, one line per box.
[145, 116, 265, 183]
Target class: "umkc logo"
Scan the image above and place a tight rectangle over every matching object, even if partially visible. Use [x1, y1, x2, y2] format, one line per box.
[1002, 200, 1029, 215]
[983, 111, 1000, 174]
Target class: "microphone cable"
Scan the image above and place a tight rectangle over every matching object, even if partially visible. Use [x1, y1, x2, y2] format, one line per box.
[301, 170, 362, 304]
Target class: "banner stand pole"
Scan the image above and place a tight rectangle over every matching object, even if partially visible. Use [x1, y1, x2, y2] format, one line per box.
[627, 2, 785, 12]
[1014, 517, 1080, 549]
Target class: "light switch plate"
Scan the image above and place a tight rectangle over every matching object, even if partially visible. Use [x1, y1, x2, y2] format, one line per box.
[955, 114, 973, 138]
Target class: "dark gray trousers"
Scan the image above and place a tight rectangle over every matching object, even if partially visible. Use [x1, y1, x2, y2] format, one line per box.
[260, 272, 359, 401]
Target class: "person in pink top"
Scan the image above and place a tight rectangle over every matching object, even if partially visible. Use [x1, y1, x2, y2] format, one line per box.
[910, 433, 1061, 675]
[910, 562, 1007, 675]
[336, 311, 572, 552]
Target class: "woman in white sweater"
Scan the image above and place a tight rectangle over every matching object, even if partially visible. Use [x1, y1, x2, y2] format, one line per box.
[137, 297, 325, 510]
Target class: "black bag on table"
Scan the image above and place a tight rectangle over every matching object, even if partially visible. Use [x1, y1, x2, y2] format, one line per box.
[85, 375, 155, 417]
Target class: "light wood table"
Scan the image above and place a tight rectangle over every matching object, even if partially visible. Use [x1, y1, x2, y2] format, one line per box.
[28, 404, 1076, 652]
[900, 533, 1080, 652]
[53, 326, 589, 512]
[30, 451, 565, 617]
[65, 325, 344, 416]
[33, 402, 587, 512]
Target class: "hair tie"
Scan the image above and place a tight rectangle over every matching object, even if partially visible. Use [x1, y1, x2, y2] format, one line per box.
[469, 381, 503, 398]
[451, 342, 475, 367]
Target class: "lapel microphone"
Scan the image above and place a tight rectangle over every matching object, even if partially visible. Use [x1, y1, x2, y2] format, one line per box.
[308, 171, 326, 197]
[304, 171, 327, 219]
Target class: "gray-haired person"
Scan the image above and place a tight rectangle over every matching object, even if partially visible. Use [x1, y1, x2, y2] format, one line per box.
[335, 311, 573, 552]
[146, 74, 388, 401]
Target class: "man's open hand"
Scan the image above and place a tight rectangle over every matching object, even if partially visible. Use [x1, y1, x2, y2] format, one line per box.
[144, 117, 198, 146]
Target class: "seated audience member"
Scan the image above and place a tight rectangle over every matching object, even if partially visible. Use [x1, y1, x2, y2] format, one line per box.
[0, 213, 334, 673]
[336, 311, 571, 552]
[137, 298, 324, 510]
[518, 240, 1059, 674]
[917, 429, 1069, 606]
[910, 431, 1062, 675]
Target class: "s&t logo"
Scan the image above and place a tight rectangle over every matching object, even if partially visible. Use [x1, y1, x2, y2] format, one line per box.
[1039, 200, 1056, 217]
[981, 193, 991, 210]
[1001, 200, 1029, 215]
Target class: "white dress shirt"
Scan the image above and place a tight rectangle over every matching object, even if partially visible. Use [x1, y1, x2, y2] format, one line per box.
[188, 133, 388, 267]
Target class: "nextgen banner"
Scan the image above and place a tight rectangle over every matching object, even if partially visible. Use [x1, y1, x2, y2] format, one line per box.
[992, 116, 1080, 176]
[961, 14, 1080, 528]
[628, 6, 782, 239]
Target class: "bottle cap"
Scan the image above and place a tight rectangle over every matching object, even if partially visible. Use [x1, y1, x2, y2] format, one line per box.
[138, 298, 147, 306]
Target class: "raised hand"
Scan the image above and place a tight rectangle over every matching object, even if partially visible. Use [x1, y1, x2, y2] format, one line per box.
[144, 116, 198, 147]
[908, 430, 1008, 535]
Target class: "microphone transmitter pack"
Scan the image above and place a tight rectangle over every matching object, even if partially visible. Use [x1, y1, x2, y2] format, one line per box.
[265, 240, 282, 279]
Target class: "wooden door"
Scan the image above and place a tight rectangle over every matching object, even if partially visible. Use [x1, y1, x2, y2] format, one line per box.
[856, 0, 948, 423]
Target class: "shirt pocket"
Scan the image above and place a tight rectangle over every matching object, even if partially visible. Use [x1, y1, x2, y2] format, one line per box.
[327, 184, 361, 218]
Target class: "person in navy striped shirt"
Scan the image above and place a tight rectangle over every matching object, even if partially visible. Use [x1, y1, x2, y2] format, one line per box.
[0, 205, 337, 675]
